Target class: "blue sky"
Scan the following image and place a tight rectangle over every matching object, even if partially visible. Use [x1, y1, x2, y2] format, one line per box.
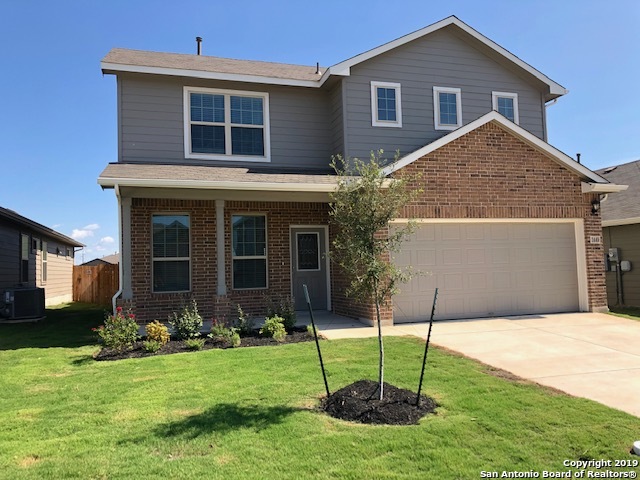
[1, 1, 638, 263]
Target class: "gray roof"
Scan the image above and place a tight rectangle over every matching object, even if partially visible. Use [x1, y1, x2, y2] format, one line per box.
[102, 48, 326, 82]
[0, 206, 84, 247]
[81, 253, 119, 267]
[596, 160, 640, 222]
[98, 163, 338, 188]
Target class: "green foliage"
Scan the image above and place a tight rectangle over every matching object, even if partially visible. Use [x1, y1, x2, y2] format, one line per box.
[168, 299, 203, 340]
[260, 316, 287, 342]
[329, 150, 420, 306]
[265, 296, 296, 331]
[208, 318, 231, 339]
[233, 304, 255, 335]
[184, 338, 206, 350]
[145, 320, 170, 346]
[94, 307, 139, 351]
[142, 340, 162, 353]
[227, 330, 241, 348]
[306, 324, 316, 336]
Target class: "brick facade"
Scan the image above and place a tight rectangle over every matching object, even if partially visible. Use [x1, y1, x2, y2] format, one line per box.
[119, 122, 607, 324]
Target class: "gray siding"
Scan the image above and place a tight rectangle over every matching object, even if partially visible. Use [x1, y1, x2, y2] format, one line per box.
[328, 82, 344, 157]
[119, 74, 333, 170]
[604, 224, 640, 307]
[343, 28, 547, 160]
[0, 223, 20, 289]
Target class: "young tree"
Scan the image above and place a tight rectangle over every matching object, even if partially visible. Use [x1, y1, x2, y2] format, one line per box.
[329, 151, 420, 400]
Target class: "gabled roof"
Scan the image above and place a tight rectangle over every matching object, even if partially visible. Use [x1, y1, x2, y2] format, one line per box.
[101, 16, 566, 98]
[596, 160, 640, 226]
[382, 111, 625, 191]
[0, 206, 84, 247]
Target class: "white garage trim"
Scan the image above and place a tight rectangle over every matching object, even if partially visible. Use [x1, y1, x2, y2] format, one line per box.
[390, 218, 589, 313]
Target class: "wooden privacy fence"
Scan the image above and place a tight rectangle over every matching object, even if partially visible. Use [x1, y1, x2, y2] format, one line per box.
[73, 264, 119, 306]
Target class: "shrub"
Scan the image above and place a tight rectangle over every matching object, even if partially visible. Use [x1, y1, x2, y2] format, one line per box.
[208, 318, 230, 339]
[142, 340, 162, 353]
[184, 338, 206, 351]
[233, 305, 255, 336]
[260, 316, 287, 342]
[94, 307, 139, 351]
[146, 321, 170, 346]
[227, 330, 241, 348]
[266, 296, 296, 331]
[168, 299, 203, 340]
[306, 324, 316, 336]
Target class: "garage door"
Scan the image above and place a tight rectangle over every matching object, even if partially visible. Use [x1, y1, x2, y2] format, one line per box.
[392, 222, 580, 322]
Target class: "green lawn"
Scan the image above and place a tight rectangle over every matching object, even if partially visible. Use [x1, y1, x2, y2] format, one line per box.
[609, 306, 640, 322]
[0, 304, 638, 479]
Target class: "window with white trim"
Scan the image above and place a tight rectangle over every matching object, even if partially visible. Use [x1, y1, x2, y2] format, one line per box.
[41, 241, 48, 283]
[232, 214, 267, 289]
[433, 86, 462, 130]
[152, 214, 190, 293]
[492, 91, 519, 124]
[370, 81, 402, 127]
[184, 87, 270, 162]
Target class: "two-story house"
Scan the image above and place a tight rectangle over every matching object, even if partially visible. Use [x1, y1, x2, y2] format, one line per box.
[98, 16, 624, 325]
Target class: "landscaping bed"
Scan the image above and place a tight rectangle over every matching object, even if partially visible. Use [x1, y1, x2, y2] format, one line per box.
[94, 326, 316, 361]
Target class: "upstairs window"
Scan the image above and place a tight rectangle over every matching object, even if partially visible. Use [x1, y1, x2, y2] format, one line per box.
[492, 91, 519, 124]
[184, 87, 270, 162]
[152, 214, 190, 293]
[433, 86, 462, 130]
[370, 81, 402, 127]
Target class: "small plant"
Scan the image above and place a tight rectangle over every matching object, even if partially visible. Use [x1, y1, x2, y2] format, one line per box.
[306, 324, 316, 336]
[168, 299, 203, 340]
[260, 315, 287, 342]
[184, 338, 206, 350]
[233, 305, 255, 336]
[146, 320, 170, 346]
[93, 307, 139, 351]
[266, 296, 296, 331]
[208, 317, 230, 339]
[227, 330, 241, 348]
[142, 340, 162, 353]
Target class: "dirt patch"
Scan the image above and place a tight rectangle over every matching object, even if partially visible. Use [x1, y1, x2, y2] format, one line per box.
[18, 455, 40, 468]
[322, 379, 437, 425]
[94, 327, 315, 361]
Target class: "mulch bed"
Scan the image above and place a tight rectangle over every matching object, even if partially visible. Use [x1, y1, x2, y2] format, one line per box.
[322, 379, 437, 425]
[94, 327, 315, 361]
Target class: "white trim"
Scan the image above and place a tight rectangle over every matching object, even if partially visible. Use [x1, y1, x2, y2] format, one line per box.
[391, 217, 589, 312]
[383, 111, 612, 185]
[151, 213, 192, 294]
[492, 91, 519, 124]
[602, 217, 640, 227]
[102, 62, 324, 88]
[98, 177, 337, 192]
[581, 182, 628, 193]
[290, 225, 331, 311]
[41, 240, 48, 284]
[327, 16, 567, 97]
[433, 86, 462, 131]
[370, 81, 402, 128]
[295, 232, 321, 272]
[183, 86, 271, 163]
[231, 213, 268, 291]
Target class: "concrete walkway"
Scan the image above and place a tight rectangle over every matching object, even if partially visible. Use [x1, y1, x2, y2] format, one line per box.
[312, 311, 640, 417]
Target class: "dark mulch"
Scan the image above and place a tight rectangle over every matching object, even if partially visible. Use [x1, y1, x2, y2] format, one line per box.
[322, 379, 437, 425]
[94, 327, 315, 361]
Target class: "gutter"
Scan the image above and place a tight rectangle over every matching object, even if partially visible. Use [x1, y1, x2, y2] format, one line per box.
[111, 184, 123, 314]
[97, 177, 340, 192]
[581, 182, 628, 194]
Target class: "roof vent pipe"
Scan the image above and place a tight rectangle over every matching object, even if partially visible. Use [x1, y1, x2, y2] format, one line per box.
[316, 62, 320, 75]
[576, 153, 581, 164]
[196, 36, 202, 55]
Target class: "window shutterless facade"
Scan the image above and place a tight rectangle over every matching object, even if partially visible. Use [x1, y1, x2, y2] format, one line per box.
[20, 234, 29, 283]
[184, 87, 270, 162]
[492, 91, 519, 124]
[370, 81, 402, 127]
[41, 241, 47, 283]
[433, 86, 462, 130]
[232, 214, 267, 289]
[152, 214, 190, 293]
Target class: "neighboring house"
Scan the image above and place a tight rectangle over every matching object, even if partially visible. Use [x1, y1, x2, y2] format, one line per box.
[597, 160, 640, 307]
[0, 206, 84, 307]
[81, 253, 120, 267]
[98, 16, 624, 325]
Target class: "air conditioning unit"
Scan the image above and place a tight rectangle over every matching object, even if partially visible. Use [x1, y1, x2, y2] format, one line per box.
[3, 287, 45, 320]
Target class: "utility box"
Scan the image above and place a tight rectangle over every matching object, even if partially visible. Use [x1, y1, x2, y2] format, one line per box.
[2, 287, 45, 320]
[608, 248, 620, 263]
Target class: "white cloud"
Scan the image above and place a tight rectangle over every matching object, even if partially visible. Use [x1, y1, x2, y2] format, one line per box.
[70, 223, 101, 241]
[100, 236, 115, 244]
[84, 224, 100, 231]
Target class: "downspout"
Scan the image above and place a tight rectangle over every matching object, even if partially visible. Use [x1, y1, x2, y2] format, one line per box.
[111, 184, 123, 314]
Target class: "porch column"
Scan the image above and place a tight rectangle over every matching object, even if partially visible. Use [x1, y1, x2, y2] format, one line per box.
[216, 199, 226, 296]
[121, 196, 133, 299]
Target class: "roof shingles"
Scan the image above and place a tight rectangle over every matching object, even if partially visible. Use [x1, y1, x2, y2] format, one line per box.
[597, 160, 640, 222]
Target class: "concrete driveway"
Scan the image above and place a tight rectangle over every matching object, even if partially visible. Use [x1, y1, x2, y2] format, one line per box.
[316, 312, 640, 417]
